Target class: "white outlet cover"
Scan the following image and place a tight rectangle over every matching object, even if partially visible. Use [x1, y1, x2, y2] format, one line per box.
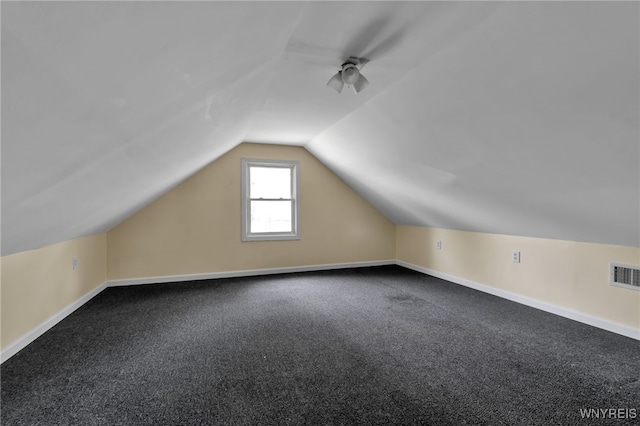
[73, 256, 78, 270]
[436, 240, 442, 250]
[512, 251, 521, 263]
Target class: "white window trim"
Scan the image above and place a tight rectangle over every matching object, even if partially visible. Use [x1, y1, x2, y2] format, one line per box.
[241, 158, 300, 242]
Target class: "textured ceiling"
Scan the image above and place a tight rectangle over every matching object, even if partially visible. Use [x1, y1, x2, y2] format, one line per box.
[2, 1, 639, 256]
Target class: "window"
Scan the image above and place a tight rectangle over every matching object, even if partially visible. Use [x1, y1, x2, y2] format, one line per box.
[241, 158, 300, 241]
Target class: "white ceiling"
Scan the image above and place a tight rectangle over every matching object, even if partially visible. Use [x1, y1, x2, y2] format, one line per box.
[2, 1, 638, 256]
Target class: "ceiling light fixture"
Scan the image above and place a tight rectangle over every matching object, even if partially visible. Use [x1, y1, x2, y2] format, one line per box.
[327, 57, 370, 94]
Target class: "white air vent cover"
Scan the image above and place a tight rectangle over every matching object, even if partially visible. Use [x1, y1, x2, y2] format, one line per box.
[610, 263, 640, 291]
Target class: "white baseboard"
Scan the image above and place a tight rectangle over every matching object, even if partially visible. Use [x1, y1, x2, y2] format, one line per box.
[107, 260, 396, 287]
[1, 281, 109, 363]
[396, 260, 640, 341]
[1, 261, 394, 364]
[4, 258, 635, 364]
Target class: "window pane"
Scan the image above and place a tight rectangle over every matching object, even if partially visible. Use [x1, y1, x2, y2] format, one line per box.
[250, 200, 292, 233]
[250, 167, 291, 199]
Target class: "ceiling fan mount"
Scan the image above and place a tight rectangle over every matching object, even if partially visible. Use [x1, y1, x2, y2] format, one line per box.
[327, 56, 370, 94]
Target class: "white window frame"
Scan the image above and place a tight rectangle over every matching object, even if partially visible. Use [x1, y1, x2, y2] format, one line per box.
[241, 158, 300, 241]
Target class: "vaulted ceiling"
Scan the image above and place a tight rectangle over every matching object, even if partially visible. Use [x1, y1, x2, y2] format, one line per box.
[2, 1, 638, 256]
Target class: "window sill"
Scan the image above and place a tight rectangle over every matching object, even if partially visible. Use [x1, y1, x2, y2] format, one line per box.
[242, 233, 300, 242]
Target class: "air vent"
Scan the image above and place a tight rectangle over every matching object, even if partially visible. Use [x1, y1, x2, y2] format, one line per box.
[610, 263, 640, 291]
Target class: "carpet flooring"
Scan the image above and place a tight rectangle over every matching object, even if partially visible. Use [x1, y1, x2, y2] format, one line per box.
[2, 266, 639, 425]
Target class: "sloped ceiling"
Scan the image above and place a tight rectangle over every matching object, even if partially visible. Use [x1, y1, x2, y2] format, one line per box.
[2, 1, 638, 256]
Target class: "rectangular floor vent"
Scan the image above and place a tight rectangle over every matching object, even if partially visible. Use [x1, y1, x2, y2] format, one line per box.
[610, 263, 640, 291]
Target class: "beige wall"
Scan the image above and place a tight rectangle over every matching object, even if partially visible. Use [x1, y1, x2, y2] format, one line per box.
[1, 233, 107, 350]
[107, 143, 396, 280]
[4, 151, 638, 353]
[396, 225, 640, 329]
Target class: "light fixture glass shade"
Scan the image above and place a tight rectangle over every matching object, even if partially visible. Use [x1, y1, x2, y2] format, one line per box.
[353, 74, 369, 94]
[341, 66, 360, 86]
[327, 72, 344, 93]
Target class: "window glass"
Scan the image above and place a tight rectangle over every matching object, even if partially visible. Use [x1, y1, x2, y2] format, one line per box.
[250, 200, 292, 233]
[249, 167, 291, 199]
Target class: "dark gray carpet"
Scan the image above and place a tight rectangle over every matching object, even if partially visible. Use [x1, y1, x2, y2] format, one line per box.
[2, 266, 639, 425]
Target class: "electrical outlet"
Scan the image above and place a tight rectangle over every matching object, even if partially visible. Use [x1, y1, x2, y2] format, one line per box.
[436, 240, 442, 250]
[512, 251, 520, 263]
[73, 256, 78, 270]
